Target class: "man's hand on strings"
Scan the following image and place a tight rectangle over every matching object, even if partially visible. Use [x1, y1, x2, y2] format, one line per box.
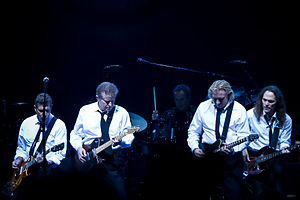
[219, 143, 233, 155]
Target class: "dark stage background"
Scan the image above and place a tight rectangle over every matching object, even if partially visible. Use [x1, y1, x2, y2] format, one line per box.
[1, 0, 298, 129]
[1, 0, 299, 197]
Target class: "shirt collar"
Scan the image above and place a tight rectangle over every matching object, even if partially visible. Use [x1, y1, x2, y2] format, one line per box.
[263, 111, 281, 128]
[35, 113, 54, 126]
[211, 99, 233, 113]
[263, 110, 277, 120]
[93, 101, 117, 116]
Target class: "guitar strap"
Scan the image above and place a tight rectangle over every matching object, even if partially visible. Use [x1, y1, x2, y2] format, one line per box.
[29, 125, 42, 157]
[217, 101, 234, 142]
[29, 117, 57, 156]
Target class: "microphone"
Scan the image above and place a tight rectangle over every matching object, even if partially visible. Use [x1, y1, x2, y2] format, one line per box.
[43, 77, 50, 84]
[103, 65, 123, 70]
[137, 58, 150, 64]
[228, 60, 247, 64]
[137, 58, 145, 63]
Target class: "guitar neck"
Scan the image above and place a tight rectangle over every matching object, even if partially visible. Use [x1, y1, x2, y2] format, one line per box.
[24, 158, 37, 169]
[227, 137, 246, 149]
[212, 137, 246, 153]
[25, 143, 63, 169]
[25, 151, 47, 169]
[257, 151, 282, 164]
[95, 132, 127, 155]
[257, 144, 300, 164]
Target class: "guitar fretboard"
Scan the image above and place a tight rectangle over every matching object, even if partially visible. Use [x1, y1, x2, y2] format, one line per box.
[213, 137, 247, 153]
[257, 144, 300, 164]
[95, 128, 139, 154]
[227, 138, 247, 149]
[24, 143, 64, 170]
[95, 132, 125, 154]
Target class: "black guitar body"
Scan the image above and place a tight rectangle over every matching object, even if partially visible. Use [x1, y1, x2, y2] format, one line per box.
[201, 134, 259, 155]
[200, 139, 222, 154]
[259, 146, 277, 172]
[256, 146, 276, 157]
[248, 146, 277, 175]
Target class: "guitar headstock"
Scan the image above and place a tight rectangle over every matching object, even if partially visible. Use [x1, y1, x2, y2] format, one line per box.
[248, 134, 259, 141]
[50, 143, 64, 152]
[126, 126, 140, 134]
[115, 127, 140, 141]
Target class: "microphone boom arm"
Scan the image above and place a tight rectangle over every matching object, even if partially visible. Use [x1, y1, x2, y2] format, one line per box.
[137, 58, 245, 82]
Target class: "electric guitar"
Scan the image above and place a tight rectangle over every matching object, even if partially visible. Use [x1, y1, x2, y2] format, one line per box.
[10, 143, 64, 191]
[245, 143, 300, 176]
[75, 127, 140, 170]
[201, 134, 259, 154]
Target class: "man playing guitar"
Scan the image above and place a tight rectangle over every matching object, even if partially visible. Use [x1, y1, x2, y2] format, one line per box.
[69, 82, 135, 200]
[187, 80, 251, 200]
[10, 93, 67, 197]
[245, 85, 292, 199]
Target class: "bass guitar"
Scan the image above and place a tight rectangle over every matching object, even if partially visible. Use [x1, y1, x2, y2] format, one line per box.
[201, 134, 259, 154]
[245, 143, 300, 176]
[10, 142, 64, 191]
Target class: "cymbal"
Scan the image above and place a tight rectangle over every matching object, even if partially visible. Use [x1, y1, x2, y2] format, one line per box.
[11, 102, 30, 106]
[129, 112, 147, 132]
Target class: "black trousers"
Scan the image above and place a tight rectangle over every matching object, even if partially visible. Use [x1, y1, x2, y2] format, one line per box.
[246, 149, 285, 199]
[53, 148, 129, 200]
[88, 148, 129, 200]
[193, 152, 246, 200]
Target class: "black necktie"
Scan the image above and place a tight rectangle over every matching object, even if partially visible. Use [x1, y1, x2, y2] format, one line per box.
[264, 115, 275, 145]
[215, 108, 223, 140]
[100, 111, 112, 155]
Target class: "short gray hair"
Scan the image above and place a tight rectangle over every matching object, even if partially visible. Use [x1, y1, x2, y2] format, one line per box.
[96, 82, 119, 98]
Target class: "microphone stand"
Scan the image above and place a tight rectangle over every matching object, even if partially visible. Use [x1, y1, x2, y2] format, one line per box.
[137, 58, 246, 83]
[41, 81, 48, 176]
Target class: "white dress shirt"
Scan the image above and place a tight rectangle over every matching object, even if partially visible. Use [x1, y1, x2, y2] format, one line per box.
[14, 114, 67, 165]
[70, 102, 134, 152]
[187, 99, 250, 152]
[247, 108, 292, 151]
